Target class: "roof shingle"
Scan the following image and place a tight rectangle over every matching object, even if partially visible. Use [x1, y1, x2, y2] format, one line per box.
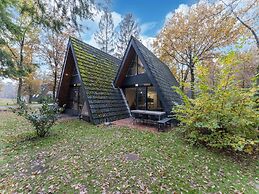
[70, 37, 129, 124]
[132, 37, 182, 111]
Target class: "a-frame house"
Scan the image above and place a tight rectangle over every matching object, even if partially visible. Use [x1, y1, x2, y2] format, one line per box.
[57, 36, 182, 124]
[57, 37, 129, 124]
[114, 36, 182, 114]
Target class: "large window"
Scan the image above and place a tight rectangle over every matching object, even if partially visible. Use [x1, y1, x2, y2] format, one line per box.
[126, 56, 137, 76]
[137, 87, 146, 110]
[137, 57, 145, 74]
[125, 88, 137, 109]
[147, 87, 162, 110]
[124, 86, 163, 111]
[126, 55, 145, 76]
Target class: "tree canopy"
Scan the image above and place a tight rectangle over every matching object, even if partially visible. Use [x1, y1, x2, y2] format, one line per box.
[153, 1, 244, 98]
[94, 7, 116, 54]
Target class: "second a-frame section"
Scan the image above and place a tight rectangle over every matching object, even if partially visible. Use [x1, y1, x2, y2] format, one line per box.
[114, 37, 167, 113]
[114, 36, 182, 114]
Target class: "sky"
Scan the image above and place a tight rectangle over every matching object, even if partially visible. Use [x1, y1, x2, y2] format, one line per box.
[112, 0, 193, 37]
[81, 0, 195, 50]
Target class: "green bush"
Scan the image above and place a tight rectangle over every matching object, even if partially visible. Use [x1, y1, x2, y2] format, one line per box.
[14, 101, 61, 137]
[173, 52, 259, 154]
[37, 95, 53, 104]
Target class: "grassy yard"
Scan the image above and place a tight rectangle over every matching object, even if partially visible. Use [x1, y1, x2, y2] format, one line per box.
[0, 112, 258, 193]
[0, 98, 16, 106]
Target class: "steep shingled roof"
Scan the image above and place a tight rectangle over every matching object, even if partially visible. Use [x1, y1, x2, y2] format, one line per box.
[70, 37, 129, 124]
[132, 38, 182, 109]
[114, 37, 182, 113]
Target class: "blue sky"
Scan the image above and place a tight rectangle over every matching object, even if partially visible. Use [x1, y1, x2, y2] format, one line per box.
[83, 0, 194, 49]
[112, 0, 193, 37]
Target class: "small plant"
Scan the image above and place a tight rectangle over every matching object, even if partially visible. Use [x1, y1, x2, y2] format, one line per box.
[13, 101, 61, 137]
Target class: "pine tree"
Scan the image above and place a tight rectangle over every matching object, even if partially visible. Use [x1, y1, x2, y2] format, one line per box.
[94, 7, 115, 54]
[116, 13, 140, 59]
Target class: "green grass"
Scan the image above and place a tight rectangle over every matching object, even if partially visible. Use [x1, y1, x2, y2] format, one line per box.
[0, 112, 258, 193]
[0, 98, 16, 106]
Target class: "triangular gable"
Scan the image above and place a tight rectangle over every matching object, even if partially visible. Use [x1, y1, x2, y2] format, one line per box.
[57, 42, 78, 105]
[57, 41, 92, 119]
[114, 36, 182, 113]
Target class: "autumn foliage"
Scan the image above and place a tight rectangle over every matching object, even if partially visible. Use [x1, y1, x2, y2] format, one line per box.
[173, 51, 259, 154]
[154, 1, 244, 98]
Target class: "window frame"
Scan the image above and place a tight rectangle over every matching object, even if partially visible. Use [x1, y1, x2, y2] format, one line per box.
[126, 55, 145, 77]
[124, 86, 163, 111]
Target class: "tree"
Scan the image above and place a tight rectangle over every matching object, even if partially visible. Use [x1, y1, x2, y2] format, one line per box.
[0, 0, 19, 77]
[23, 70, 41, 103]
[0, 0, 94, 33]
[234, 48, 258, 88]
[1, 12, 40, 103]
[221, 0, 259, 50]
[0, 0, 94, 79]
[20, 26, 41, 103]
[94, 7, 116, 54]
[40, 28, 75, 100]
[153, 1, 244, 98]
[116, 13, 140, 59]
[220, 0, 259, 90]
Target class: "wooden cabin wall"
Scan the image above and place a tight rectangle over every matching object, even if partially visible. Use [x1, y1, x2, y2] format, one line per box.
[58, 49, 74, 107]
[115, 47, 135, 87]
[58, 47, 90, 118]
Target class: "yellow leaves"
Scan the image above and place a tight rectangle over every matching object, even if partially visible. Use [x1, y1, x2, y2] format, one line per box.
[219, 50, 237, 66]
[153, 1, 246, 88]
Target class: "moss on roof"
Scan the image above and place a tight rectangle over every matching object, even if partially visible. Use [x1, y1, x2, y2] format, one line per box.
[70, 37, 129, 124]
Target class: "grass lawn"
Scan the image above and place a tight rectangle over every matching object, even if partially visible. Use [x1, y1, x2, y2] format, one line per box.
[0, 112, 258, 193]
[0, 98, 16, 106]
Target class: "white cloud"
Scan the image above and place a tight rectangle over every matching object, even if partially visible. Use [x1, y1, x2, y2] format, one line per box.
[139, 35, 155, 51]
[87, 34, 98, 48]
[175, 4, 190, 15]
[164, 3, 190, 25]
[140, 22, 157, 34]
[111, 11, 122, 27]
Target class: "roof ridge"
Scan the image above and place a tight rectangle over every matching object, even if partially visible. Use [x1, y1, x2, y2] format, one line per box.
[69, 36, 121, 62]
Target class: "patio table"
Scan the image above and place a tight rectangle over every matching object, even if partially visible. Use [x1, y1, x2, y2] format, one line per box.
[131, 110, 166, 121]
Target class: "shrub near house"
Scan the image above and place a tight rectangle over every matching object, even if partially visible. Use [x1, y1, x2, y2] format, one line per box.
[13, 101, 61, 137]
[173, 52, 259, 154]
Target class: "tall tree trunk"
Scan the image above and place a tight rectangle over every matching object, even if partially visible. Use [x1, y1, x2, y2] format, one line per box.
[181, 67, 189, 91]
[17, 37, 25, 104]
[190, 65, 195, 99]
[17, 78, 23, 103]
[28, 84, 32, 103]
[189, 54, 195, 99]
[53, 65, 57, 100]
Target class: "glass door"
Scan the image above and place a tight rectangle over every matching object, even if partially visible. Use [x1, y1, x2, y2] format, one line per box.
[136, 87, 146, 110]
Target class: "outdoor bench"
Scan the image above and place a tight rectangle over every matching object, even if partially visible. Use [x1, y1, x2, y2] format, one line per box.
[157, 117, 172, 131]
